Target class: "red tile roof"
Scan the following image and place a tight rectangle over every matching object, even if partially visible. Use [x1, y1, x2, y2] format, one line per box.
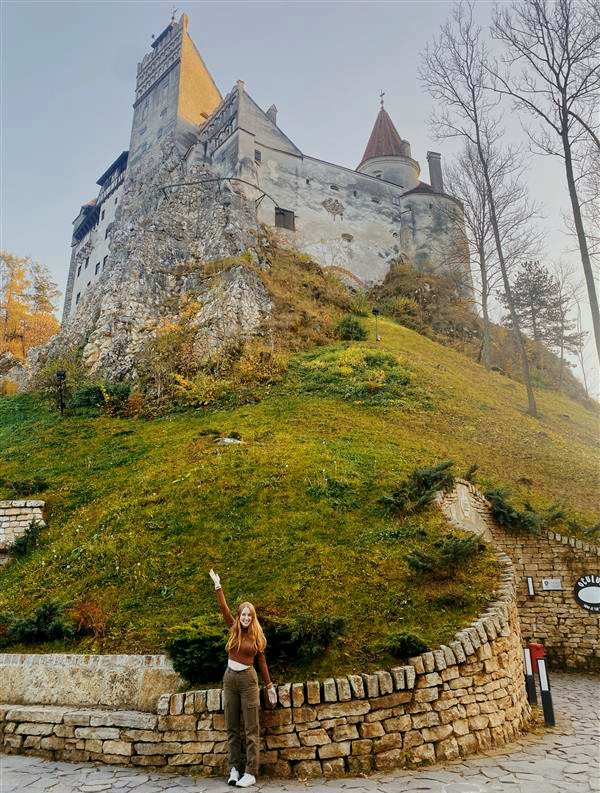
[358, 108, 404, 168]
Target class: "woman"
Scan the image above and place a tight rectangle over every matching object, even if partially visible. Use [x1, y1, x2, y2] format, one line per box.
[209, 568, 277, 788]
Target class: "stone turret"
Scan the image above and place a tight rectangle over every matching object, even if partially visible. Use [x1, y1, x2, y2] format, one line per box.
[356, 104, 420, 191]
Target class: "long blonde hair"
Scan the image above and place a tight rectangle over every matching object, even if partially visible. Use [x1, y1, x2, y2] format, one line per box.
[225, 601, 267, 654]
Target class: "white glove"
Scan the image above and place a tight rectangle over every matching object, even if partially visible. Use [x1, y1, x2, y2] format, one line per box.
[209, 569, 221, 589]
[267, 685, 277, 706]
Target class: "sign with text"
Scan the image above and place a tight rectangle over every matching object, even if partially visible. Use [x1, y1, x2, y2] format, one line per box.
[541, 578, 562, 591]
[574, 574, 600, 613]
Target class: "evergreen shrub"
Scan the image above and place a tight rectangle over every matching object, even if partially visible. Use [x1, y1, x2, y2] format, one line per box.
[386, 631, 429, 659]
[165, 617, 228, 686]
[404, 533, 485, 577]
[0, 476, 48, 496]
[380, 460, 455, 516]
[335, 316, 367, 341]
[7, 602, 74, 644]
[484, 489, 542, 534]
[263, 614, 346, 667]
[10, 520, 44, 557]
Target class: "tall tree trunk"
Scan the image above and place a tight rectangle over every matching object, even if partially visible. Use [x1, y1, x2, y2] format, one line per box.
[563, 131, 600, 362]
[478, 243, 492, 368]
[473, 127, 538, 416]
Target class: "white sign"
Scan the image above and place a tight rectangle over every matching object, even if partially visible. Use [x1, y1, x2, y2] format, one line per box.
[541, 578, 562, 591]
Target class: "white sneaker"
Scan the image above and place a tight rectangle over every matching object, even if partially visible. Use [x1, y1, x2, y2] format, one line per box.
[236, 773, 257, 788]
[228, 768, 240, 786]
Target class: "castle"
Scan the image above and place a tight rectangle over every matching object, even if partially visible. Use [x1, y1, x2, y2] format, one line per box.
[62, 14, 468, 323]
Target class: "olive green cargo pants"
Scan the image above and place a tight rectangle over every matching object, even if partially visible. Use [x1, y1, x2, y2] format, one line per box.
[223, 666, 260, 776]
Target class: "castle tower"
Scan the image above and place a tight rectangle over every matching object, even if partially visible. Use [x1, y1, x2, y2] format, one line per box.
[127, 13, 222, 174]
[356, 102, 420, 191]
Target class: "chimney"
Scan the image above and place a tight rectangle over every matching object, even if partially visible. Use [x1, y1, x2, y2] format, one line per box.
[427, 151, 444, 193]
[266, 104, 278, 125]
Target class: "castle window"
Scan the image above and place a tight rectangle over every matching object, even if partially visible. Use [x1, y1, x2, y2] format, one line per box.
[341, 233, 353, 242]
[392, 196, 401, 206]
[77, 265, 81, 277]
[371, 196, 381, 204]
[101, 209, 105, 221]
[353, 190, 358, 197]
[275, 207, 295, 231]
[254, 149, 262, 163]
[87, 281, 91, 287]
[330, 184, 339, 191]
[115, 197, 118, 204]
[76, 292, 80, 304]
[95, 262, 100, 275]
[103, 255, 108, 269]
[105, 228, 110, 239]
[85, 257, 89, 269]
[157, 127, 163, 139]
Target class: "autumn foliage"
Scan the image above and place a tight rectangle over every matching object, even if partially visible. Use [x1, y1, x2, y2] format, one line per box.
[1, 251, 60, 361]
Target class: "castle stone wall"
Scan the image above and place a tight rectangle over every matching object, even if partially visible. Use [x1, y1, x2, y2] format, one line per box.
[439, 480, 600, 672]
[0, 654, 183, 713]
[0, 553, 530, 777]
[0, 500, 44, 552]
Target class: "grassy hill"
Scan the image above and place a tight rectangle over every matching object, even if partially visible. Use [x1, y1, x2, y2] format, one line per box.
[0, 310, 597, 683]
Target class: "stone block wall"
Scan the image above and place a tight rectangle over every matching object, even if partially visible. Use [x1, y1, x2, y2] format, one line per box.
[0, 654, 183, 713]
[0, 554, 531, 777]
[439, 480, 600, 672]
[0, 500, 45, 551]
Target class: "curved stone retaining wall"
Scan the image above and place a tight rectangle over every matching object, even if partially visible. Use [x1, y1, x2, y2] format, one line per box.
[439, 480, 600, 672]
[0, 654, 183, 712]
[0, 500, 45, 550]
[0, 552, 531, 777]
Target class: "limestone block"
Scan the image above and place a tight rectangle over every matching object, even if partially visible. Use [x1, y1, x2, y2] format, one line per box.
[83, 739, 103, 753]
[457, 732, 478, 756]
[361, 673, 379, 698]
[322, 757, 346, 777]
[433, 649, 447, 670]
[103, 739, 133, 756]
[358, 722, 384, 739]
[122, 729, 162, 742]
[347, 755, 373, 774]
[408, 741, 435, 764]
[53, 725, 75, 738]
[375, 670, 393, 695]
[292, 706, 316, 724]
[63, 710, 95, 726]
[417, 672, 443, 688]
[184, 693, 196, 714]
[168, 753, 205, 765]
[91, 711, 157, 730]
[265, 732, 300, 749]
[318, 740, 350, 758]
[408, 656, 425, 674]
[441, 666, 460, 682]
[315, 701, 370, 720]
[132, 755, 167, 766]
[181, 741, 214, 753]
[403, 729, 424, 749]
[347, 674, 365, 698]
[156, 695, 170, 715]
[278, 683, 292, 708]
[435, 736, 460, 760]
[373, 732, 402, 753]
[332, 724, 358, 741]
[413, 687, 438, 703]
[351, 738, 373, 755]
[422, 724, 453, 742]
[306, 681, 321, 704]
[194, 690, 207, 713]
[23, 736, 42, 749]
[383, 714, 411, 733]
[6, 707, 68, 723]
[299, 728, 330, 747]
[335, 677, 351, 701]
[322, 678, 337, 703]
[449, 641, 466, 663]
[212, 713, 226, 731]
[405, 666, 417, 689]
[74, 727, 120, 740]
[39, 735, 65, 751]
[15, 722, 54, 735]
[411, 712, 439, 729]
[469, 714, 490, 730]
[291, 682, 305, 707]
[374, 747, 404, 770]
[262, 709, 292, 728]
[135, 741, 182, 755]
[279, 746, 316, 761]
[365, 708, 393, 723]
[390, 667, 405, 690]
[206, 689, 222, 711]
[170, 693, 185, 715]
[157, 715, 197, 731]
[369, 691, 412, 710]
[295, 760, 322, 778]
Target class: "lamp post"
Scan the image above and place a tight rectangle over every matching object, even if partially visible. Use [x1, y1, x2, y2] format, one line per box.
[56, 370, 66, 417]
[372, 307, 381, 342]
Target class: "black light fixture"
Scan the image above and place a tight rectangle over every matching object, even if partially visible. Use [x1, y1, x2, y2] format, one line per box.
[372, 307, 381, 342]
[56, 370, 66, 417]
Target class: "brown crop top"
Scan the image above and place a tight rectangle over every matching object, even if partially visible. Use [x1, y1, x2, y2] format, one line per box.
[215, 586, 272, 686]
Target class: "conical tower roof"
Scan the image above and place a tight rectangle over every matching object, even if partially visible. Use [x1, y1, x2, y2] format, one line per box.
[358, 106, 404, 168]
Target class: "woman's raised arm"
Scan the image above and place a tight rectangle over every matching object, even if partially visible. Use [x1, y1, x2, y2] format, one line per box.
[209, 569, 234, 627]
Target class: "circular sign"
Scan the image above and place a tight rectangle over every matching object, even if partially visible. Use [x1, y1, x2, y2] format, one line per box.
[574, 574, 600, 613]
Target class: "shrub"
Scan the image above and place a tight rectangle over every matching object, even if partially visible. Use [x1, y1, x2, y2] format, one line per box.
[8, 602, 74, 643]
[69, 600, 109, 638]
[262, 614, 346, 667]
[404, 533, 485, 577]
[386, 631, 429, 659]
[0, 475, 48, 497]
[380, 461, 455, 516]
[335, 315, 367, 341]
[484, 489, 542, 534]
[462, 463, 479, 483]
[9, 520, 44, 558]
[165, 617, 229, 686]
[307, 476, 358, 510]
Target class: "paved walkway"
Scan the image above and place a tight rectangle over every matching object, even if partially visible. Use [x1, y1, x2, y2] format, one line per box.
[1, 673, 598, 793]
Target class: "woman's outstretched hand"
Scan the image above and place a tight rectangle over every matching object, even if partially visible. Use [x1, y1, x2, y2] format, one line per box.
[267, 684, 277, 706]
[209, 569, 221, 589]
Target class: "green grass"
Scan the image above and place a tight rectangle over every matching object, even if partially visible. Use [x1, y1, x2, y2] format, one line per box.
[0, 316, 597, 682]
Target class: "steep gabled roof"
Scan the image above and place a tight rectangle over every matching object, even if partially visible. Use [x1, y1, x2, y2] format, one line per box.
[358, 107, 404, 167]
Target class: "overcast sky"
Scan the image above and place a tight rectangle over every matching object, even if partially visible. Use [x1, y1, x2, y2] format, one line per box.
[1, 0, 597, 393]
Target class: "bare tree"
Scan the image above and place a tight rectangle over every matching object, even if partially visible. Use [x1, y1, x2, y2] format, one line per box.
[491, 0, 600, 362]
[445, 141, 543, 368]
[420, 0, 539, 416]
